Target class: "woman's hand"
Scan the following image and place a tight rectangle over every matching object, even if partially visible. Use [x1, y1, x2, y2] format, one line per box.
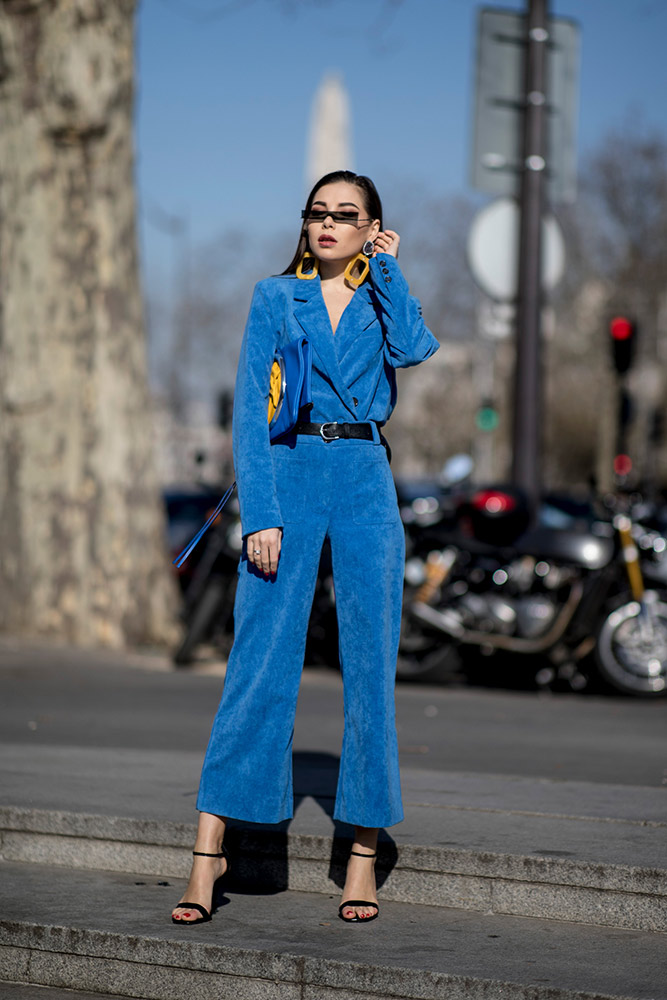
[372, 229, 400, 258]
[246, 527, 282, 576]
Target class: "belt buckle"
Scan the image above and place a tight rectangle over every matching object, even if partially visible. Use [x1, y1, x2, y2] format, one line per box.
[320, 422, 340, 441]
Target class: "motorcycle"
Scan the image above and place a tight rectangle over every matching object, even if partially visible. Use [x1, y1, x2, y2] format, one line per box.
[399, 485, 667, 697]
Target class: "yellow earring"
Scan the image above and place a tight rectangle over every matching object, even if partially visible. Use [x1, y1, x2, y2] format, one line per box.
[344, 253, 370, 288]
[296, 252, 319, 279]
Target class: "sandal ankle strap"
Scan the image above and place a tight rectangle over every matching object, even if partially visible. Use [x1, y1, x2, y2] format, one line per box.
[192, 848, 226, 858]
[349, 849, 377, 858]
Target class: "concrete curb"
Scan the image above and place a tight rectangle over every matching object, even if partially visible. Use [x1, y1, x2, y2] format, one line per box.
[1, 807, 665, 931]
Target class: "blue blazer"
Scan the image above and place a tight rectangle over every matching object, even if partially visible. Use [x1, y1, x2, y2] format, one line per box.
[232, 253, 440, 536]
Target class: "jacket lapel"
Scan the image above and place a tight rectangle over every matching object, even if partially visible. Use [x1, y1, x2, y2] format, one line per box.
[333, 281, 381, 370]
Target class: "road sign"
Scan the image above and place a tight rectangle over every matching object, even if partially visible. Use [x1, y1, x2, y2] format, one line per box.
[471, 8, 580, 204]
[467, 197, 565, 301]
[478, 299, 515, 340]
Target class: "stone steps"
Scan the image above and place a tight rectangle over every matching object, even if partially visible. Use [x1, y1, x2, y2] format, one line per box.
[0, 984, 121, 1000]
[1, 653, 666, 1000]
[1, 803, 665, 933]
[1, 861, 665, 1000]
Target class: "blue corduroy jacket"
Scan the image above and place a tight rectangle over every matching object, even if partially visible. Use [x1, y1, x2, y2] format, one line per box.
[232, 253, 440, 537]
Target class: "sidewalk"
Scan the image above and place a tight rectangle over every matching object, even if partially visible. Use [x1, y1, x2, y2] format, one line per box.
[1, 638, 666, 999]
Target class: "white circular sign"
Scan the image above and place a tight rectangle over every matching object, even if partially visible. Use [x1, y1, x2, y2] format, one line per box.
[467, 197, 566, 302]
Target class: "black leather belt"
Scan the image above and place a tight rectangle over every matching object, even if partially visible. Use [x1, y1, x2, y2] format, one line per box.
[294, 421, 375, 442]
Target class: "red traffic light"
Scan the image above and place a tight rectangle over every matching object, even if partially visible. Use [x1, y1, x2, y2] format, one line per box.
[613, 454, 633, 477]
[610, 317, 634, 341]
[609, 316, 636, 374]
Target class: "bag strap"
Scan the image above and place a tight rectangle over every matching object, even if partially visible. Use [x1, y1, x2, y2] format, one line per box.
[172, 481, 237, 569]
[299, 338, 312, 408]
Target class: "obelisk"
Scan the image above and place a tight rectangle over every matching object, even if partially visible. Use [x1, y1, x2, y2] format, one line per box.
[306, 72, 353, 191]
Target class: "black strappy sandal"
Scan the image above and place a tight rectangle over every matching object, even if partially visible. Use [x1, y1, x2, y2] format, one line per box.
[338, 849, 379, 923]
[171, 845, 230, 925]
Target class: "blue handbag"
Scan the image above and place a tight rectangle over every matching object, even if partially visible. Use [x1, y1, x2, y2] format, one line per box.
[268, 335, 313, 441]
[172, 337, 312, 568]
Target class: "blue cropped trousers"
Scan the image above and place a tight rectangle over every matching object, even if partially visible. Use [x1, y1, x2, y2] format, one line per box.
[196, 429, 405, 829]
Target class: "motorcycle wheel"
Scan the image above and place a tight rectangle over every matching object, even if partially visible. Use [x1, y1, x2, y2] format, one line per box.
[595, 591, 667, 697]
[396, 607, 461, 683]
[174, 579, 230, 667]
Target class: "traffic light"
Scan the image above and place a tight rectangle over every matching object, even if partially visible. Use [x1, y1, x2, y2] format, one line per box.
[609, 316, 636, 375]
[613, 453, 632, 478]
[618, 388, 633, 430]
[476, 400, 499, 432]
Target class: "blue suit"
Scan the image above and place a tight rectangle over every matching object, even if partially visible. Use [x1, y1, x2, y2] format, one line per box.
[197, 254, 439, 828]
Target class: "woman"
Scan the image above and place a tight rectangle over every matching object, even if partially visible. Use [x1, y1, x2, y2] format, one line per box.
[171, 170, 439, 926]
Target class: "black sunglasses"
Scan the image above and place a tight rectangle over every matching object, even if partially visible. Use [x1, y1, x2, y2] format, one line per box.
[301, 209, 371, 225]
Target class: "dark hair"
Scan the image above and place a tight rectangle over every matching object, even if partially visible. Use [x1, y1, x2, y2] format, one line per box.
[282, 170, 383, 275]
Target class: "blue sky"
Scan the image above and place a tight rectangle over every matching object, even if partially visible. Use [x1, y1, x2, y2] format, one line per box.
[134, 0, 667, 290]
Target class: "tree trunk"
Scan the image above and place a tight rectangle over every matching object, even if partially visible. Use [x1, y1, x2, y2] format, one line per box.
[0, 0, 179, 648]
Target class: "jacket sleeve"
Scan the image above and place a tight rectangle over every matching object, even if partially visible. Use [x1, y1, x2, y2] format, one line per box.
[369, 254, 440, 369]
[232, 282, 283, 538]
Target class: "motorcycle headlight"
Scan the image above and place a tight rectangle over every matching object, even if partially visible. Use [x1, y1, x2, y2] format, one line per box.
[404, 557, 426, 586]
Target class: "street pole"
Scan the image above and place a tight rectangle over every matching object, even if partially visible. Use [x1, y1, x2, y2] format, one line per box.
[511, 0, 548, 516]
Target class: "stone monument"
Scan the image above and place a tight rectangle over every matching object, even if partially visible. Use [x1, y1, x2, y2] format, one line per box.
[306, 72, 353, 190]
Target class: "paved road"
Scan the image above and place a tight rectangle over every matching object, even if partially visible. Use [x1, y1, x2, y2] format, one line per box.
[1, 638, 665, 788]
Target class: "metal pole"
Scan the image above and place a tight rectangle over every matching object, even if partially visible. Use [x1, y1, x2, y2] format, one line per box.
[511, 0, 548, 515]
